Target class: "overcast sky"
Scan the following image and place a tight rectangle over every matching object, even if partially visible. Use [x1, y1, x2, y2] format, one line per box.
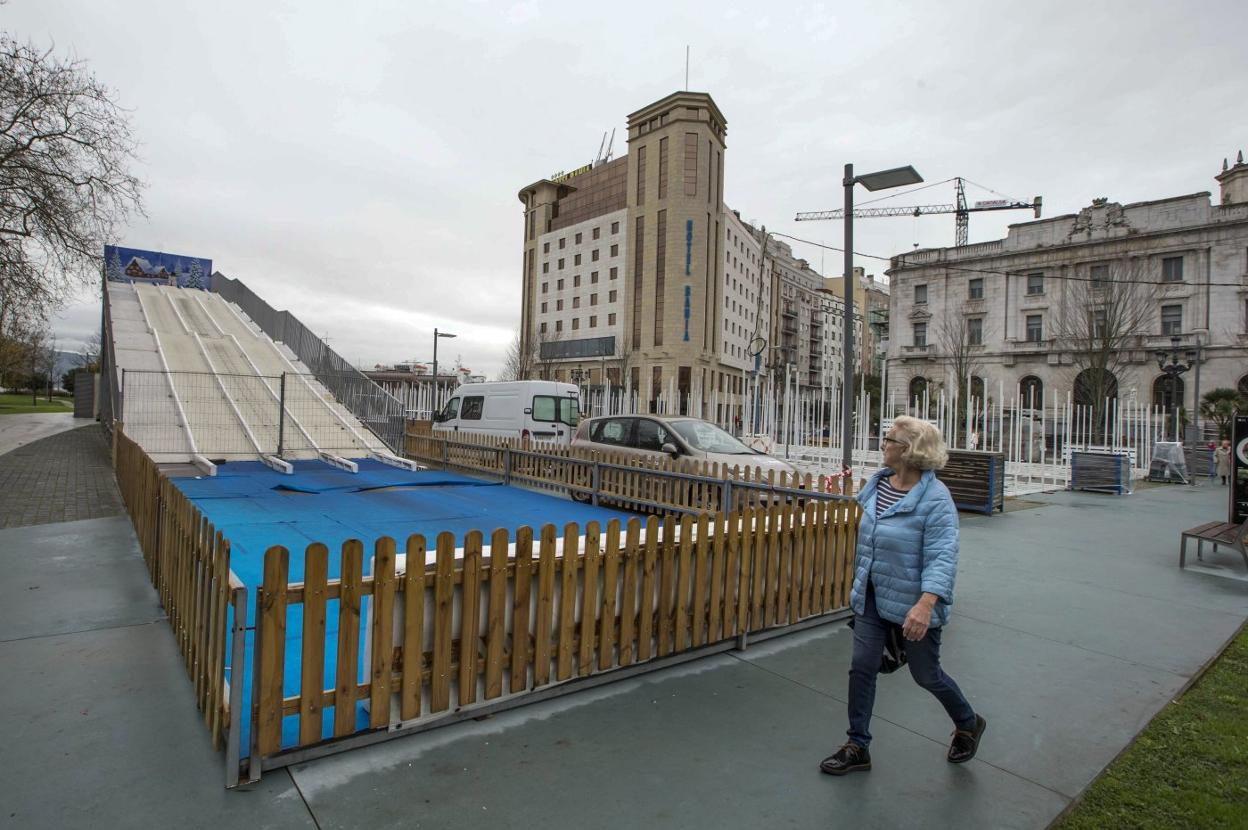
[10, 0, 1247, 376]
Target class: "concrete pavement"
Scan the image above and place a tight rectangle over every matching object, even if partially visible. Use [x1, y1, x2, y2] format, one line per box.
[1, 427, 1244, 829]
[0, 412, 92, 457]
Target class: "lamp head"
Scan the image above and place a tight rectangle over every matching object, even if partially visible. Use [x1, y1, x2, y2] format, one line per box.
[855, 165, 924, 192]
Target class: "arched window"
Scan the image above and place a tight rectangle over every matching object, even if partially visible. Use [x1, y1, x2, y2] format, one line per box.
[1153, 374, 1185, 410]
[1074, 368, 1118, 407]
[909, 376, 929, 415]
[1239, 374, 1248, 398]
[969, 375, 986, 403]
[1019, 375, 1044, 409]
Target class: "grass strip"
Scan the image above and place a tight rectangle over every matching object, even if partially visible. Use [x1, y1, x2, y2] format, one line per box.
[1055, 622, 1248, 829]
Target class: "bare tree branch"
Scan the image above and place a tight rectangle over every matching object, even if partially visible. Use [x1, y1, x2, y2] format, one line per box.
[0, 35, 145, 322]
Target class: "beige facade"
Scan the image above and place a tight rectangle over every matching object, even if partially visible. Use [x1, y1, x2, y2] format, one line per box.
[884, 155, 1248, 419]
[517, 91, 854, 415]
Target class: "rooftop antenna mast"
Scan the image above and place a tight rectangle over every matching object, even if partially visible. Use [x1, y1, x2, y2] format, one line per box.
[594, 128, 615, 166]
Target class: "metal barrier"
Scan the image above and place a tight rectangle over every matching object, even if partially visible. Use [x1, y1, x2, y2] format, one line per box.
[211, 273, 406, 453]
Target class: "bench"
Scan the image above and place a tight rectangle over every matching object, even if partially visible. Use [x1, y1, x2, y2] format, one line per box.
[1179, 519, 1248, 571]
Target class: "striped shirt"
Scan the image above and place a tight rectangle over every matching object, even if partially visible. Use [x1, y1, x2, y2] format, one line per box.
[875, 478, 911, 518]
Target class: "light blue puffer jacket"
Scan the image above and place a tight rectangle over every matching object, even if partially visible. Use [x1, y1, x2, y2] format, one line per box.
[850, 468, 960, 627]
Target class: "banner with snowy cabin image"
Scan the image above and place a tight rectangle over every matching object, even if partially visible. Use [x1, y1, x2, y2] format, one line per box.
[104, 245, 212, 290]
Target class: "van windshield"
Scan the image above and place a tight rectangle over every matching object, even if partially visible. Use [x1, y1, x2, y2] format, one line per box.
[669, 420, 755, 454]
[437, 398, 460, 421]
[532, 395, 579, 427]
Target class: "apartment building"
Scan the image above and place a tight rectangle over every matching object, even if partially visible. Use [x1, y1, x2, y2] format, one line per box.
[884, 154, 1248, 417]
[517, 91, 857, 416]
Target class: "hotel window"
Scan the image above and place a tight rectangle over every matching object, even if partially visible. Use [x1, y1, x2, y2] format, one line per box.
[592, 249, 600, 262]
[968, 278, 983, 300]
[556, 299, 563, 311]
[557, 258, 564, 270]
[590, 293, 598, 305]
[610, 267, 618, 279]
[540, 322, 547, 334]
[540, 302, 547, 313]
[608, 313, 616, 325]
[555, 320, 563, 332]
[543, 242, 549, 253]
[609, 289, 617, 302]
[541, 282, 548, 293]
[556, 278, 564, 290]
[574, 254, 581, 266]
[610, 244, 619, 257]
[575, 232, 582, 244]
[1092, 308, 1107, 338]
[636, 145, 646, 205]
[559, 237, 566, 249]
[591, 271, 599, 283]
[542, 263, 549, 274]
[573, 274, 581, 287]
[1026, 314, 1042, 342]
[1026, 272, 1044, 295]
[1162, 256, 1184, 282]
[592, 227, 600, 240]
[572, 297, 580, 308]
[914, 284, 927, 305]
[589, 315, 597, 328]
[572, 318, 580, 331]
[968, 317, 983, 346]
[611, 221, 619, 234]
[1161, 304, 1182, 335]
[1090, 263, 1109, 290]
[913, 322, 927, 347]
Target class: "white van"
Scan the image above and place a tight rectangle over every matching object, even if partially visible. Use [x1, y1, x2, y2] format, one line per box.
[432, 381, 581, 444]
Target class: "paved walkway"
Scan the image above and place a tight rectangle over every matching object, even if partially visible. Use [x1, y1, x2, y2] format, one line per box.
[0, 423, 123, 528]
[0, 411, 91, 457]
[1, 430, 1244, 828]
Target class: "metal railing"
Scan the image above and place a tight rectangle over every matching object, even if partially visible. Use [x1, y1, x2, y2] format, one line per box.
[211, 273, 406, 453]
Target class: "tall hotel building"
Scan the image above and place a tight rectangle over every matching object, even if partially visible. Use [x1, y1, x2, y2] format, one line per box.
[518, 91, 857, 416]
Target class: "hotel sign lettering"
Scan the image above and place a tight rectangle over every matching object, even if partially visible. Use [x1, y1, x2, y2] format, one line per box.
[549, 163, 593, 184]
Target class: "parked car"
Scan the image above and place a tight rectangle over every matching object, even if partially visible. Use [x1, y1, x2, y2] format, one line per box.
[571, 414, 801, 503]
[433, 380, 580, 444]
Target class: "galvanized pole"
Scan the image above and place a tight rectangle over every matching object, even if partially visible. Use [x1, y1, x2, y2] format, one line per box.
[277, 372, 287, 455]
[842, 163, 855, 472]
[432, 328, 440, 414]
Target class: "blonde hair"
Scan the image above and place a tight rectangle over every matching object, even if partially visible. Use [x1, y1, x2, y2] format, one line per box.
[891, 415, 948, 470]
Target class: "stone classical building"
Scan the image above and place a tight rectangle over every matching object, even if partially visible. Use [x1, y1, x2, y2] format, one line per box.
[517, 91, 857, 415]
[884, 155, 1248, 423]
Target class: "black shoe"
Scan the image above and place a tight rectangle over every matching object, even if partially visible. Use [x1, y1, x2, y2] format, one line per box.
[947, 714, 987, 764]
[820, 742, 871, 775]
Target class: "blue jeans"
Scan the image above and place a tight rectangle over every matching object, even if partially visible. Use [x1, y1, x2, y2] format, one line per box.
[847, 582, 976, 748]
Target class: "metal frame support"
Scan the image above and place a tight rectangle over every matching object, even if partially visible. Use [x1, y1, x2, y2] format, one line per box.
[591, 461, 602, 506]
[277, 372, 287, 456]
[225, 584, 248, 788]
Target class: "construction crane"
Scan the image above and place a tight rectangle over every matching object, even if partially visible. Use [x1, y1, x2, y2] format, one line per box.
[795, 177, 1042, 246]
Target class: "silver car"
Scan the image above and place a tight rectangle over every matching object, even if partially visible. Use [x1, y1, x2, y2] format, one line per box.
[572, 414, 801, 477]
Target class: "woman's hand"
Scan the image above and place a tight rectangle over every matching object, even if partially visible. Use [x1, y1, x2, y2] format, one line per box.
[902, 594, 938, 641]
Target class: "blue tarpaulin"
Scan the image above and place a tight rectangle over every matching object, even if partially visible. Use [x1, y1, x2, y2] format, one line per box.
[171, 459, 636, 754]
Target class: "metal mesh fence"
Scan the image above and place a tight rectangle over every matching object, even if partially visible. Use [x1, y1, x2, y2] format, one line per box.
[121, 370, 380, 458]
[210, 274, 406, 453]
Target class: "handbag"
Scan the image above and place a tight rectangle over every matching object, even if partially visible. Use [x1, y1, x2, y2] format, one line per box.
[847, 616, 909, 674]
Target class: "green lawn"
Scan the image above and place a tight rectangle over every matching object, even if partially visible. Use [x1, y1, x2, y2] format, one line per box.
[1055, 623, 1248, 829]
[0, 393, 74, 415]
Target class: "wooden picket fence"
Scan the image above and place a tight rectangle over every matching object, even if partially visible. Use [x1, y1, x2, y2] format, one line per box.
[246, 498, 861, 780]
[404, 420, 851, 515]
[113, 427, 243, 758]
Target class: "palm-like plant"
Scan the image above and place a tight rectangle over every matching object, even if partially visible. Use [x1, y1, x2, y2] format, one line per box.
[1199, 388, 1248, 439]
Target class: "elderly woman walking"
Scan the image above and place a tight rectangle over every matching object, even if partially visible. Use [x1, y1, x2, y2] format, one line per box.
[822, 415, 986, 775]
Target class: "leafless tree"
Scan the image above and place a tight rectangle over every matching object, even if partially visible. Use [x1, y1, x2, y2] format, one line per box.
[498, 329, 533, 381]
[936, 312, 985, 445]
[1055, 257, 1159, 438]
[530, 328, 564, 381]
[77, 330, 102, 368]
[0, 36, 144, 323]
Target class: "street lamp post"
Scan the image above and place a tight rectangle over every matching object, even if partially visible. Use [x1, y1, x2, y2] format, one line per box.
[841, 163, 923, 471]
[431, 328, 457, 412]
[1154, 336, 1197, 443]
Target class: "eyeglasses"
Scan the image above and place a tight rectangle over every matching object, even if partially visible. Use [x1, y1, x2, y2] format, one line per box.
[881, 436, 908, 447]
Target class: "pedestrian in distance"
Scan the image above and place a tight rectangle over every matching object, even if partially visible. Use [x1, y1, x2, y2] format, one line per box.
[821, 415, 986, 776]
[1215, 438, 1232, 485]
